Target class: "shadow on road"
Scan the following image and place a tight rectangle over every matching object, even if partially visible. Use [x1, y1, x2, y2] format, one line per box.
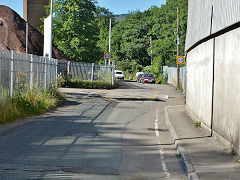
[117, 80, 146, 89]
[110, 97, 165, 102]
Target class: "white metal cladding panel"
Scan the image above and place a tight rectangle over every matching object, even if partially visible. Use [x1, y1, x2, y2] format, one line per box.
[185, 0, 240, 51]
[212, 0, 240, 34]
[185, 0, 212, 51]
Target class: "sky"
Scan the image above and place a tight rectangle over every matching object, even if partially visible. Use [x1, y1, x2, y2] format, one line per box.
[0, 0, 166, 17]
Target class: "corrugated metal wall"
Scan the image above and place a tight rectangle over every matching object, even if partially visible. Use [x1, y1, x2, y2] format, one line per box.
[185, 0, 240, 51]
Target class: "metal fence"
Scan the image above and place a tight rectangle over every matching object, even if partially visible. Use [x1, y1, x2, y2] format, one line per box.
[58, 60, 115, 84]
[163, 66, 186, 90]
[0, 50, 115, 99]
[0, 50, 57, 98]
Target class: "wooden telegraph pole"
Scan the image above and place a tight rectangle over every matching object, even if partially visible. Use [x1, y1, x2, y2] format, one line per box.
[150, 35, 153, 65]
[177, 7, 180, 90]
[109, 18, 112, 65]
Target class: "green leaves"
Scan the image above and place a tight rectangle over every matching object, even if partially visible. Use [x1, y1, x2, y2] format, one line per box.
[111, 11, 151, 70]
[110, 0, 188, 78]
[40, 0, 187, 75]
[42, 0, 101, 63]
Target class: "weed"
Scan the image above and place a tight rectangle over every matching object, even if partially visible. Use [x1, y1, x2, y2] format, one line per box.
[56, 74, 66, 87]
[230, 149, 237, 156]
[195, 121, 201, 127]
[176, 153, 181, 158]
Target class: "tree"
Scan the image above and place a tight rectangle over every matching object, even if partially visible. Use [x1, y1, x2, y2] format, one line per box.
[42, 0, 101, 63]
[111, 11, 152, 73]
[95, 7, 114, 64]
[148, 0, 188, 77]
[110, 0, 188, 78]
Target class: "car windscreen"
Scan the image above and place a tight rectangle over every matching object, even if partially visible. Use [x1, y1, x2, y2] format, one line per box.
[144, 74, 153, 77]
[115, 72, 123, 74]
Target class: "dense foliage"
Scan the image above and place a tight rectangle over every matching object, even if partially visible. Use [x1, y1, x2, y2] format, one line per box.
[42, 0, 188, 80]
[111, 0, 188, 79]
[66, 79, 118, 89]
[42, 0, 112, 63]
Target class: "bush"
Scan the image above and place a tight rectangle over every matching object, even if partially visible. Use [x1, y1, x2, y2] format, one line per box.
[66, 79, 118, 89]
[0, 87, 65, 124]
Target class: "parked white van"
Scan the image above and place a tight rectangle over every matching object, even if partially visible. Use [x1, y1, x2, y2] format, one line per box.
[114, 70, 124, 80]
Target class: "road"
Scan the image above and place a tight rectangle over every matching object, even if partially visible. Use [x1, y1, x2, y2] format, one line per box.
[0, 81, 187, 179]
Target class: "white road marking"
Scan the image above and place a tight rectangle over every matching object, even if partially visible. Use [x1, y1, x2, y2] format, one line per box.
[155, 107, 171, 178]
[155, 123, 159, 137]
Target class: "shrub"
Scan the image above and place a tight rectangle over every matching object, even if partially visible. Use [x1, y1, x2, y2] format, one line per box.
[0, 87, 65, 124]
[66, 79, 118, 89]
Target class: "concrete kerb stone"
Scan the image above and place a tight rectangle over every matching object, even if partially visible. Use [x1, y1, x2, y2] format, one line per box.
[164, 106, 199, 180]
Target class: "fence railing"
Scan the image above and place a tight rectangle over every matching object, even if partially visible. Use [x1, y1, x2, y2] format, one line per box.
[0, 50, 115, 99]
[163, 66, 186, 90]
[58, 60, 115, 84]
[0, 50, 57, 98]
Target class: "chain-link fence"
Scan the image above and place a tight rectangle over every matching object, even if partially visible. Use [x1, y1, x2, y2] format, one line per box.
[0, 50, 57, 99]
[58, 60, 115, 84]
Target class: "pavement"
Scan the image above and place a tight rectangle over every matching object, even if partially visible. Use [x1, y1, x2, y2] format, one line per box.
[1, 81, 239, 180]
[165, 88, 240, 180]
[0, 82, 188, 180]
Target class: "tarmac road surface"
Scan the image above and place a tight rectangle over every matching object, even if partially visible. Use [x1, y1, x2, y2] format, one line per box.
[0, 81, 187, 180]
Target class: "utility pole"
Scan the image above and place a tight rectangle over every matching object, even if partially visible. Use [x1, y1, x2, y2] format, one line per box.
[109, 18, 112, 65]
[26, 22, 28, 54]
[150, 35, 153, 65]
[177, 7, 180, 89]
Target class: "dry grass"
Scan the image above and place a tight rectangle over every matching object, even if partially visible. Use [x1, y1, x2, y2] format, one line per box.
[0, 87, 65, 124]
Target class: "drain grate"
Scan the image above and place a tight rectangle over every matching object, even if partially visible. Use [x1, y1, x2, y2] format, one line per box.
[65, 130, 97, 138]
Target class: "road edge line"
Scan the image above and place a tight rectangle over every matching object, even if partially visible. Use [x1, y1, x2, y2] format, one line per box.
[164, 106, 199, 180]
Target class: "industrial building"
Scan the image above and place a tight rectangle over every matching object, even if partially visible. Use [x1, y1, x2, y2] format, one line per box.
[185, 0, 240, 154]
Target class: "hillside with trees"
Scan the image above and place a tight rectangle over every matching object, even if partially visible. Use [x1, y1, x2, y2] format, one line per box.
[111, 0, 188, 80]
[42, 0, 188, 81]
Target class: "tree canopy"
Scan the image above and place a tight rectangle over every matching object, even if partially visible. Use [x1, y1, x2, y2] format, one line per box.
[42, 0, 111, 63]
[111, 0, 188, 78]
[41, 0, 188, 79]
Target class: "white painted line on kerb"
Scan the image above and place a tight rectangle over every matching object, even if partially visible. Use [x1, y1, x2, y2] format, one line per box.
[155, 107, 171, 178]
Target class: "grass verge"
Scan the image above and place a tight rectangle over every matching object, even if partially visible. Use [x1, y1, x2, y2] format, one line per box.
[66, 79, 118, 89]
[0, 87, 65, 124]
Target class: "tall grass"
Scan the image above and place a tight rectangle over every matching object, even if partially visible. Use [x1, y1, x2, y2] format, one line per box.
[0, 72, 65, 124]
[0, 87, 65, 124]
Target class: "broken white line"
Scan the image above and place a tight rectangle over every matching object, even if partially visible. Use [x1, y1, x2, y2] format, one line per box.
[155, 107, 171, 178]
